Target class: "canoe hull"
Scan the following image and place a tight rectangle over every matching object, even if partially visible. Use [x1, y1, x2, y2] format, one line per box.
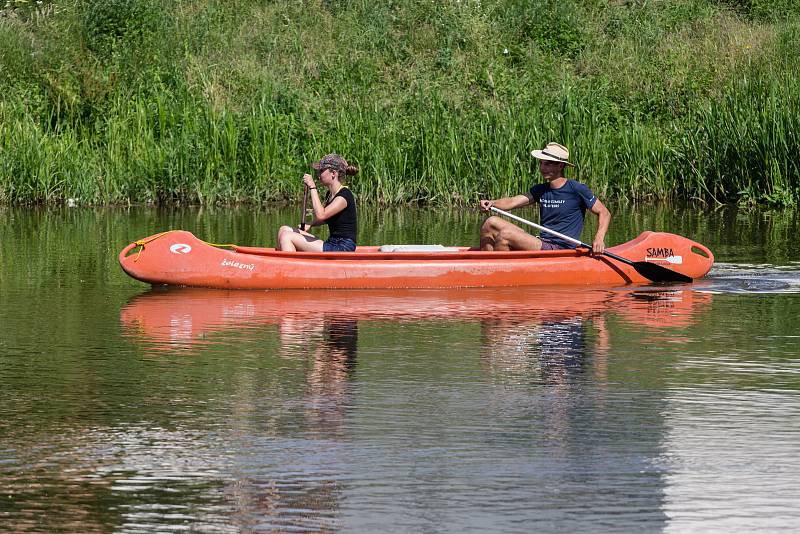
[119, 230, 714, 289]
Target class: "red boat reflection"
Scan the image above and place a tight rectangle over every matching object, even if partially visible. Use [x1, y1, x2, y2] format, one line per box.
[120, 287, 711, 351]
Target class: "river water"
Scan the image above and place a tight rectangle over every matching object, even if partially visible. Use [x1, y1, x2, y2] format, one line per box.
[1, 204, 799, 532]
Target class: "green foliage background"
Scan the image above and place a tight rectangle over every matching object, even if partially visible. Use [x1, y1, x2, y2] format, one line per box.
[1, 0, 799, 205]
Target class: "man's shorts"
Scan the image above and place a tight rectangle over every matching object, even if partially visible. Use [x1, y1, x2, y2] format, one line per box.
[539, 238, 570, 251]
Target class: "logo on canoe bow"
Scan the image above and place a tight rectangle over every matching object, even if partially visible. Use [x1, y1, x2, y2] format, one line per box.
[645, 247, 682, 265]
[170, 243, 192, 254]
[221, 258, 255, 271]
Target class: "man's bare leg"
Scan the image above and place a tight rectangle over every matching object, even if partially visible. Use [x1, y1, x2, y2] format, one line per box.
[479, 216, 543, 251]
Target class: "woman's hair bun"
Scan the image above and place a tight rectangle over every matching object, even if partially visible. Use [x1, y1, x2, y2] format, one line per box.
[345, 165, 359, 176]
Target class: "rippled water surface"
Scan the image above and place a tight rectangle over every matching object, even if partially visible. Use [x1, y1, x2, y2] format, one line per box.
[1, 204, 800, 532]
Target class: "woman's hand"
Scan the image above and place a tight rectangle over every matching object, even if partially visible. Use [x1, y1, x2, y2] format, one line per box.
[479, 199, 494, 212]
[303, 173, 316, 189]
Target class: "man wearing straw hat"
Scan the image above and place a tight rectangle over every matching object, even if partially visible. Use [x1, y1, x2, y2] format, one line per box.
[478, 142, 611, 252]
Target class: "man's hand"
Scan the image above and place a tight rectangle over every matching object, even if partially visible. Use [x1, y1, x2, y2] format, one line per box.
[479, 200, 494, 212]
[589, 200, 611, 255]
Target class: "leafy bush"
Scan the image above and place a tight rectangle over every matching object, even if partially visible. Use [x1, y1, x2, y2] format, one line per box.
[1, 0, 799, 205]
[83, 0, 163, 57]
[717, 0, 800, 21]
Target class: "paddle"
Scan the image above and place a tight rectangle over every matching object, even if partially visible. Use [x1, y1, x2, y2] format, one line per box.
[489, 206, 693, 283]
[299, 185, 309, 231]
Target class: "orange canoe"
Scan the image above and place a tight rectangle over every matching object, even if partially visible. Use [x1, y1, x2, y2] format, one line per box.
[119, 230, 714, 289]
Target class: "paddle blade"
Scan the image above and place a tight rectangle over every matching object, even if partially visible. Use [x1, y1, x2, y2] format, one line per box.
[631, 261, 693, 283]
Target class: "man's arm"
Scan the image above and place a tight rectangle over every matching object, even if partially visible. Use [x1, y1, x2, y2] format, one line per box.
[589, 199, 611, 254]
[479, 193, 533, 212]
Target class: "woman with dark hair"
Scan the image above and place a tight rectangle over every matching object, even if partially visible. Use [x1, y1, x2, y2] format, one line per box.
[276, 153, 359, 252]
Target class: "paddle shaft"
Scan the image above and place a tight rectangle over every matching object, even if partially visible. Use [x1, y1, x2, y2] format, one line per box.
[300, 185, 309, 231]
[490, 206, 591, 249]
[490, 207, 650, 267]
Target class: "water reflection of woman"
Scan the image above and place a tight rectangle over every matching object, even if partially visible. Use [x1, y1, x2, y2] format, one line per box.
[257, 315, 359, 529]
[306, 318, 359, 424]
[278, 315, 359, 433]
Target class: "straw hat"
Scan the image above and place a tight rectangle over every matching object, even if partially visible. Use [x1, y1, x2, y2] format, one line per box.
[531, 142, 575, 167]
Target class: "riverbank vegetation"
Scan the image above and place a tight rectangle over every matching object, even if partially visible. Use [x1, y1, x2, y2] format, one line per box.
[1, 0, 799, 206]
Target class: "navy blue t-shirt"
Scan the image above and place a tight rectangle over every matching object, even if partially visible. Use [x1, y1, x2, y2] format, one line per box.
[528, 180, 597, 249]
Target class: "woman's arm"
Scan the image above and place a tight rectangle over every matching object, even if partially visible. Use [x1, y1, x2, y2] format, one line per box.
[308, 191, 347, 222]
[302, 172, 348, 223]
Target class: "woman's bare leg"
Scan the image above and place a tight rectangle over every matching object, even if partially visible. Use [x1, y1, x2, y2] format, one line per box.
[277, 225, 324, 252]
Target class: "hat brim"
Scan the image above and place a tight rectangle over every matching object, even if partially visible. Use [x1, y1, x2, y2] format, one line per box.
[531, 150, 574, 167]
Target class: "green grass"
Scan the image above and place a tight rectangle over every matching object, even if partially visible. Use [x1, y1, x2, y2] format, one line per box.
[1, 0, 800, 206]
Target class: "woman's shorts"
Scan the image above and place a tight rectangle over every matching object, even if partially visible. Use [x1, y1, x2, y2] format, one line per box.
[323, 237, 356, 252]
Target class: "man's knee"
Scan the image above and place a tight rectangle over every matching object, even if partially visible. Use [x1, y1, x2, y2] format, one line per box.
[484, 215, 502, 229]
[480, 216, 503, 235]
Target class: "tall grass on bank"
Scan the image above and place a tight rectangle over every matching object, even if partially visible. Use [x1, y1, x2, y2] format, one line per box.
[685, 74, 800, 206]
[4, 79, 798, 206]
[1, 0, 799, 206]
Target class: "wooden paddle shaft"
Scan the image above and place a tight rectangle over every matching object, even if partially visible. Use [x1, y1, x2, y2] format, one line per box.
[300, 185, 309, 231]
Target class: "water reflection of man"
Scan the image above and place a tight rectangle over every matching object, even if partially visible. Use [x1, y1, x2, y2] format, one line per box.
[477, 301, 676, 531]
[480, 314, 609, 386]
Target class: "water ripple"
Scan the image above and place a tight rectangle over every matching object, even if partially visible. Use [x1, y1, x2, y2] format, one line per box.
[704, 263, 800, 293]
